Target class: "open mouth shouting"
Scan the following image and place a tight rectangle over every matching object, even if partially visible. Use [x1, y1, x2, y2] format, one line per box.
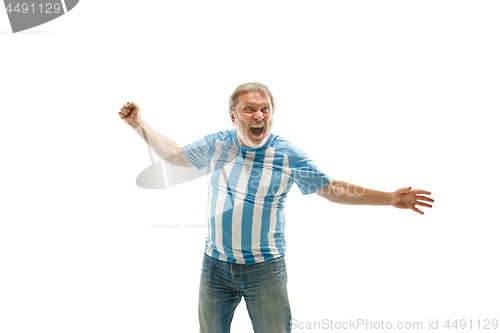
[250, 124, 264, 137]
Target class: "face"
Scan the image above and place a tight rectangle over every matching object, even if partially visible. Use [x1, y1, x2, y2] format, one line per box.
[231, 91, 274, 148]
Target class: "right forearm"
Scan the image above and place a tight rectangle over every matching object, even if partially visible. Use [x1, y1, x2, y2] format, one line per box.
[131, 120, 183, 166]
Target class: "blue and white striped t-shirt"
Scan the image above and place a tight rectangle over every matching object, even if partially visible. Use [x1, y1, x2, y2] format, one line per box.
[183, 129, 331, 264]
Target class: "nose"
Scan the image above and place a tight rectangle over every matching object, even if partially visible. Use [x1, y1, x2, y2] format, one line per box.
[253, 111, 264, 121]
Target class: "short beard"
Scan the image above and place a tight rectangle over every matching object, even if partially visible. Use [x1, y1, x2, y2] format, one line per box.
[233, 113, 273, 148]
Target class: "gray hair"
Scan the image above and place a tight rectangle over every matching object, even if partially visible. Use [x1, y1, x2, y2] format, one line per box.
[228, 82, 276, 114]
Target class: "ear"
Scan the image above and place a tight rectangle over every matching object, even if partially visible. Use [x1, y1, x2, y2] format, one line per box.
[229, 110, 235, 123]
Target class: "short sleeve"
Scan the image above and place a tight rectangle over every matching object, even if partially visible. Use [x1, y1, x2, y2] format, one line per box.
[182, 134, 213, 169]
[278, 140, 331, 195]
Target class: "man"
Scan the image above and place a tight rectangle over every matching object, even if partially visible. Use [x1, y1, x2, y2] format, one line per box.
[118, 82, 433, 333]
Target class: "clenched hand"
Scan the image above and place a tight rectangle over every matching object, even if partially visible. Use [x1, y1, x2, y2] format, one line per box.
[118, 102, 142, 128]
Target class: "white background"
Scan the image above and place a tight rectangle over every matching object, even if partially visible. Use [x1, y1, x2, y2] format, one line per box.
[1, 1, 499, 332]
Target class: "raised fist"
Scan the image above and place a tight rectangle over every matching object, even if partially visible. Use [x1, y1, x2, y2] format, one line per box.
[118, 102, 142, 127]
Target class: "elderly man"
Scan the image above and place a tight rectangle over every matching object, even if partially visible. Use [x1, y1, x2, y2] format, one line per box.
[118, 82, 433, 333]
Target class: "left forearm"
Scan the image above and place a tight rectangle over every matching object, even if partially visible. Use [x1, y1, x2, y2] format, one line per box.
[320, 180, 392, 206]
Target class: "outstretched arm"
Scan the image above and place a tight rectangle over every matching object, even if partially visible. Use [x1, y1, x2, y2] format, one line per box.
[315, 179, 433, 215]
[118, 102, 194, 168]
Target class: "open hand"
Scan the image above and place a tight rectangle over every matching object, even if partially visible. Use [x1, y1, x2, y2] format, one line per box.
[391, 187, 434, 215]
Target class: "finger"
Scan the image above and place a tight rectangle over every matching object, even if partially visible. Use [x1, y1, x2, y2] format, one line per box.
[415, 201, 432, 208]
[416, 195, 434, 202]
[118, 111, 125, 118]
[121, 107, 129, 115]
[119, 109, 128, 117]
[411, 206, 424, 215]
[413, 189, 431, 195]
[400, 186, 412, 194]
[124, 106, 131, 112]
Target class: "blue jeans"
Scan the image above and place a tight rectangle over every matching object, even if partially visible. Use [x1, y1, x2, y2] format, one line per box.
[198, 253, 292, 333]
